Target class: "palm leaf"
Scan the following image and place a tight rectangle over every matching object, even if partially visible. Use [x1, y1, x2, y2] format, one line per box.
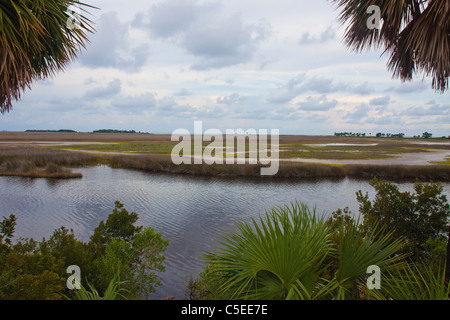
[203, 201, 333, 300]
[0, 0, 97, 113]
[365, 262, 450, 300]
[330, 0, 449, 92]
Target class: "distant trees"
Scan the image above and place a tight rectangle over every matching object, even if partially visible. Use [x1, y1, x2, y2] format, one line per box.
[25, 129, 77, 133]
[422, 132, 433, 139]
[375, 133, 405, 138]
[334, 132, 366, 137]
[93, 129, 137, 134]
[333, 132, 441, 139]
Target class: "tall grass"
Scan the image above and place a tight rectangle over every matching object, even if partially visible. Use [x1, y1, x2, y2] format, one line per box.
[1, 144, 449, 181]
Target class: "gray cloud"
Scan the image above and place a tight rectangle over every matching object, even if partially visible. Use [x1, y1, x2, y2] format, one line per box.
[402, 101, 450, 117]
[216, 93, 247, 105]
[385, 81, 428, 94]
[85, 79, 122, 99]
[79, 12, 150, 72]
[133, 0, 271, 70]
[297, 95, 338, 111]
[111, 92, 157, 114]
[174, 88, 192, 96]
[369, 96, 391, 107]
[299, 26, 336, 45]
[267, 74, 343, 104]
[353, 82, 374, 95]
[135, 0, 220, 38]
[344, 103, 370, 120]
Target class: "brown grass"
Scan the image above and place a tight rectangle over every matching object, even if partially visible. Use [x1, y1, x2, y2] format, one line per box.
[1, 132, 449, 182]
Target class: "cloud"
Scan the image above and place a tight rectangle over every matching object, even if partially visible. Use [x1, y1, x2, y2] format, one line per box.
[385, 81, 428, 94]
[85, 79, 122, 99]
[402, 101, 450, 117]
[134, 0, 220, 38]
[185, 15, 271, 70]
[174, 88, 192, 96]
[369, 96, 391, 107]
[297, 95, 338, 111]
[111, 92, 157, 114]
[353, 82, 374, 95]
[216, 93, 246, 105]
[266, 74, 343, 104]
[299, 26, 336, 45]
[344, 103, 370, 120]
[79, 12, 150, 72]
[133, 0, 271, 70]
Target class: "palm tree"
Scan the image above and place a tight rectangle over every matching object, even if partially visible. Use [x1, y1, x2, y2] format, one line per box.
[203, 201, 405, 300]
[330, 0, 450, 93]
[0, 0, 95, 113]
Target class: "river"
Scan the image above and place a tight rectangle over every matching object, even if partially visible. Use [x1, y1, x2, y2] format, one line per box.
[1, 165, 449, 299]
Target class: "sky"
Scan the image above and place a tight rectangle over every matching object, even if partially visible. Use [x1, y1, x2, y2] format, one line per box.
[1, 0, 449, 136]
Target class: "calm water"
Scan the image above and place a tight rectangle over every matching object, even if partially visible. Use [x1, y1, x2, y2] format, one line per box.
[1, 165, 449, 299]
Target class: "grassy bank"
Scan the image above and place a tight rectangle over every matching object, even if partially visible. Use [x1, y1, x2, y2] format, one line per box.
[0, 143, 98, 179]
[104, 154, 450, 182]
[0, 160, 83, 179]
[1, 133, 449, 182]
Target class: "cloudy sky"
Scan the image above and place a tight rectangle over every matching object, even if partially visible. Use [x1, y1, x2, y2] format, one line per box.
[2, 0, 449, 136]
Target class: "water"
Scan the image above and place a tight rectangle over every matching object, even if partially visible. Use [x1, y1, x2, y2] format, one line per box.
[1, 165, 449, 299]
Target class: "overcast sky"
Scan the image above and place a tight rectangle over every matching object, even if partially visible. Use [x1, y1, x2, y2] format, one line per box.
[2, 0, 449, 136]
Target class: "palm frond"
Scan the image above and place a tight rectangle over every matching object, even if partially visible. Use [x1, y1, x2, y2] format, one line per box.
[0, 0, 97, 113]
[203, 201, 333, 300]
[365, 262, 450, 300]
[330, 0, 450, 92]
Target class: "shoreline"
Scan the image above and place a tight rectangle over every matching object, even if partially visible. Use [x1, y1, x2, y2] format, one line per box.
[1, 132, 449, 182]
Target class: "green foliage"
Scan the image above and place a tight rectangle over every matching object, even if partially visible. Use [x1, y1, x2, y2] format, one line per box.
[365, 262, 450, 300]
[0, 214, 16, 246]
[356, 178, 450, 261]
[0, 201, 168, 300]
[199, 201, 405, 300]
[1, 0, 96, 113]
[70, 276, 129, 300]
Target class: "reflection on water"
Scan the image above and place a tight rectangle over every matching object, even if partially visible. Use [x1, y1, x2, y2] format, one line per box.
[1, 165, 449, 299]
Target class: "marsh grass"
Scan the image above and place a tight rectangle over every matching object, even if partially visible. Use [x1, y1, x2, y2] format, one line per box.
[1, 133, 449, 181]
[0, 144, 94, 178]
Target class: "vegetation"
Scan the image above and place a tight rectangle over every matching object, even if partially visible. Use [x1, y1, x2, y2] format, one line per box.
[187, 179, 450, 300]
[331, 0, 450, 93]
[0, 0, 96, 113]
[1, 176, 449, 300]
[1, 137, 450, 181]
[0, 201, 169, 300]
[93, 130, 138, 134]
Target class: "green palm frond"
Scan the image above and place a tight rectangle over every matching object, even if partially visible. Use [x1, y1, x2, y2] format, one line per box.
[365, 262, 450, 300]
[204, 201, 407, 300]
[0, 0, 96, 113]
[69, 276, 128, 300]
[204, 201, 333, 300]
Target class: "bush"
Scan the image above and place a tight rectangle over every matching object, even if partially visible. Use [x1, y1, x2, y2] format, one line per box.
[0, 201, 169, 300]
[356, 178, 450, 261]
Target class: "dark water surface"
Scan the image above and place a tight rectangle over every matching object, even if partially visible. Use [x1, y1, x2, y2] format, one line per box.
[1, 165, 449, 299]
